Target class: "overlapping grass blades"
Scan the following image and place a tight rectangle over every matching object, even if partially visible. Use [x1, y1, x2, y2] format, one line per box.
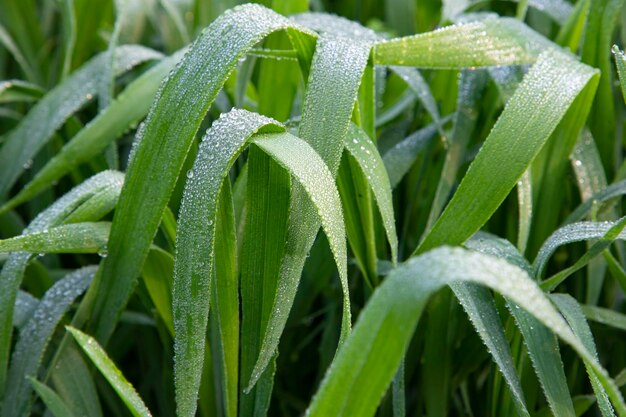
[173, 109, 348, 417]
[306, 247, 626, 417]
[0, 171, 123, 398]
[83, 3, 316, 346]
[418, 49, 599, 253]
[1, 49, 186, 213]
[0, 46, 160, 197]
[3, 267, 95, 417]
[1, 1, 625, 416]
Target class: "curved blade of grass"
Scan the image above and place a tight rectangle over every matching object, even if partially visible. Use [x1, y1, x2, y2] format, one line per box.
[383, 121, 442, 188]
[582, 305, 626, 332]
[251, 34, 371, 394]
[0, 222, 109, 254]
[49, 343, 102, 417]
[0, 50, 185, 213]
[534, 219, 626, 279]
[580, 0, 624, 171]
[0, 24, 37, 83]
[566, 180, 626, 224]
[253, 131, 348, 302]
[465, 233, 577, 417]
[239, 147, 291, 417]
[174, 107, 349, 415]
[613, 46, 626, 103]
[418, 50, 599, 253]
[85, 3, 317, 345]
[426, 70, 487, 231]
[67, 327, 152, 417]
[211, 177, 238, 417]
[173, 109, 282, 417]
[374, 17, 554, 68]
[541, 216, 626, 291]
[0, 45, 160, 197]
[551, 294, 615, 417]
[13, 291, 37, 329]
[306, 247, 626, 417]
[29, 378, 75, 417]
[0, 171, 123, 398]
[291, 13, 441, 129]
[344, 123, 398, 264]
[450, 281, 530, 417]
[3, 266, 96, 417]
[0, 79, 44, 103]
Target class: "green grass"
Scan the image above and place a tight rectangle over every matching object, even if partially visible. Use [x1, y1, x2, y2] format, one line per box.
[0, 0, 625, 416]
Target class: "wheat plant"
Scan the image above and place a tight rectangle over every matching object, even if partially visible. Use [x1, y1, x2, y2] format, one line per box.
[0, 0, 625, 416]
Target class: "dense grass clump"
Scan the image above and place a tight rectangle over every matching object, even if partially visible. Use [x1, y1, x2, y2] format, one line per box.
[0, 0, 626, 416]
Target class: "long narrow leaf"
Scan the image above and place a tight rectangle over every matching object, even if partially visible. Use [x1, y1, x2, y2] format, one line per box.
[3, 267, 95, 417]
[306, 247, 626, 417]
[0, 171, 123, 397]
[0, 222, 109, 254]
[85, 3, 317, 345]
[1, 49, 186, 213]
[0, 46, 160, 196]
[67, 327, 152, 417]
[418, 50, 598, 253]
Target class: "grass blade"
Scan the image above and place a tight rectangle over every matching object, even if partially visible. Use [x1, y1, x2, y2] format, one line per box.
[306, 247, 626, 417]
[0, 222, 109, 254]
[0, 50, 185, 213]
[49, 344, 102, 417]
[383, 121, 441, 188]
[250, 34, 371, 397]
[0, 79, 44, 103]
[613, 45, 626, 103]
[534, 218, 626, 279]
[211, 178, 238, 417]
[3, 267, 95, 417]
[239, 148, 291, 416]
[374, 17, 553, 68]
[248, 131, 350, 386]
[582, 305, 626, 332]
[84, 3, 316, 345]
[173, 109, 282, 417]
[552, 295, 615, 417]
[67, 327, 152, 417]
[418, 50, 598, 253]
[0, 171, 123, 397]
[344, 124, 398, 264]
[0, 45, 160, 197]
[29, 378, 75, 417]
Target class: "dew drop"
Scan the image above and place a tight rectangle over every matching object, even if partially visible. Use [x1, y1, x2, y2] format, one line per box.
[98, 246, 109, 258]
